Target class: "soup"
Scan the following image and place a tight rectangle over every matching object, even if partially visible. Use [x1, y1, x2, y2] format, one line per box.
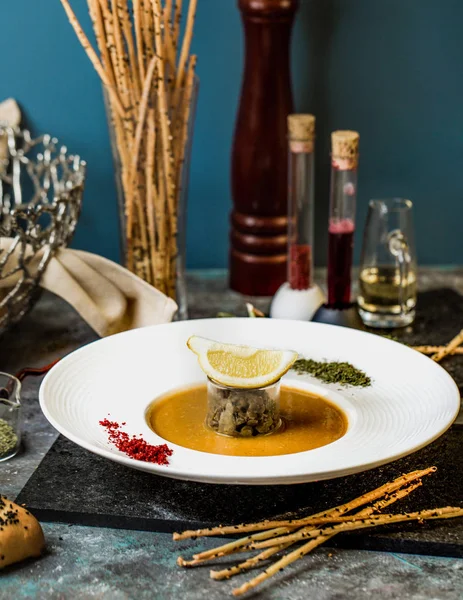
[148, 385, 347, 457]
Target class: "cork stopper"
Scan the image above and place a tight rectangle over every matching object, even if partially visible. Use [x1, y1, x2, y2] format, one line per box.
[331, 130, 359, 169]
[288, 114, 315, 153]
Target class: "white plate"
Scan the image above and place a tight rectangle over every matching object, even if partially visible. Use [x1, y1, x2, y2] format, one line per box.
[39, 319, 460, 485]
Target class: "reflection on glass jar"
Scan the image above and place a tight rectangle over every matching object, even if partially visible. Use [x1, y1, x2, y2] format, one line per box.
[206, 379, 282, 438]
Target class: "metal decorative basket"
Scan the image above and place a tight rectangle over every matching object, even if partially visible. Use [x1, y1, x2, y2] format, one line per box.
[0, 126, 86, 333]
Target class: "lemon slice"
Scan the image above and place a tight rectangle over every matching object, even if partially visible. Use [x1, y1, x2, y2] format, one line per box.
[187, 336, 298, 389]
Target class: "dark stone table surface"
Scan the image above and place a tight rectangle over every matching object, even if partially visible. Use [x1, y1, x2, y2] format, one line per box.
[1, 268, 463, 599]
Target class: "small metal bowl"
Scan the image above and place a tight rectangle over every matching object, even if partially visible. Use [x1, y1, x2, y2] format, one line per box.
[0, 372, 21, 461]
[0, 126, 86, 334]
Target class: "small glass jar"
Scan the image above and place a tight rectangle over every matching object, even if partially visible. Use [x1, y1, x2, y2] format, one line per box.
[0, 373, 21, 461]
[358, 199, 417, 328]
[206, 379, 282, 437]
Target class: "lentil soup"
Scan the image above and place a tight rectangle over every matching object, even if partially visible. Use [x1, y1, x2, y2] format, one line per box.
[147, 385, 347, 457]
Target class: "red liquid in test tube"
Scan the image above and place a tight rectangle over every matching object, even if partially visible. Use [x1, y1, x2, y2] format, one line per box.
[327, 218, 355, 307]
[286, 115, 316, 292]
[326, 130, 360, 309]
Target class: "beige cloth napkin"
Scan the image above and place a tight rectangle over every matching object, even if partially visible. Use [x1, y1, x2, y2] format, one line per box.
[0, 238, 177, 336]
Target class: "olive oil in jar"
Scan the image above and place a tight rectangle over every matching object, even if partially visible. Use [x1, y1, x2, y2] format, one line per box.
[358, 266, 417, 316]
[358, 198, 416, 328]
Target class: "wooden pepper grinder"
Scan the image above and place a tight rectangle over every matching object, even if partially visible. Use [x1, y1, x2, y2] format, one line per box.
[230, 0, 299, 296]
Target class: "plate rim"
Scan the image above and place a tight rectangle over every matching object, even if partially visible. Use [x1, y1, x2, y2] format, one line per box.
[39, 318, 461, 485]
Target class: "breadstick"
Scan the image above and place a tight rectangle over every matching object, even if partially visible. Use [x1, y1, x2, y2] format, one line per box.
[173, 0, 197, 105]
[432, 329, 463, 362]
[414, 346, 463, 355]
[133, 0, 145, 82]
[59, 0, 124, 116]
[145, 108, 157, 285]
[63, 0, 197, 297]
[127, 54, 157, 238]
[248, 507, 463, 551]
[173, 0, 183, 52]
[119, 0, 141, 98]
[209, 481, 422, 580]
[188, 469, 435, 563]
[174, 467, 436, 542]
[87, 0, 116, 88]
[232, 507, 463, 596]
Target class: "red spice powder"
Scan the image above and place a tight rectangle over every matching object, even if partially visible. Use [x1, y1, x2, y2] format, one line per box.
[99, 418, 173, 465]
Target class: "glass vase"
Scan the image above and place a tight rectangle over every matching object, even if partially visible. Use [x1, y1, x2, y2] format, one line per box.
[104, 80, 198, 321]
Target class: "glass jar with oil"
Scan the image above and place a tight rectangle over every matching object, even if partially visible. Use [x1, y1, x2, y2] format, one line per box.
[358, 199, 417, 328]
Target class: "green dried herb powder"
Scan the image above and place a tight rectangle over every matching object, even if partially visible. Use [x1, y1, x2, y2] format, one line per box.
[292, 359, 371, 387]
[0, 419, 18, 456]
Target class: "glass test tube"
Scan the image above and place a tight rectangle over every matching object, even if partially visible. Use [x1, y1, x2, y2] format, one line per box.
[287, 114, 316, 291]
[327, 130, 360, 308]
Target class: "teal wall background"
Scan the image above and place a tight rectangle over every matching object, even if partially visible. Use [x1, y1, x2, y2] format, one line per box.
[2, 1, 463, 268]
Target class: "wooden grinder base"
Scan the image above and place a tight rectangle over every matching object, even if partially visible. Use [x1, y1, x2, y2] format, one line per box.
[229, 211, 288, 296]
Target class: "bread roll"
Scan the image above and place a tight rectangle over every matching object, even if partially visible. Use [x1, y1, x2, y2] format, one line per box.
[0, 495, 45, 569]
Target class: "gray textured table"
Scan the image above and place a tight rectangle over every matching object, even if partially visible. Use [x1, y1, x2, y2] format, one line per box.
[1, 269, 463, 600]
